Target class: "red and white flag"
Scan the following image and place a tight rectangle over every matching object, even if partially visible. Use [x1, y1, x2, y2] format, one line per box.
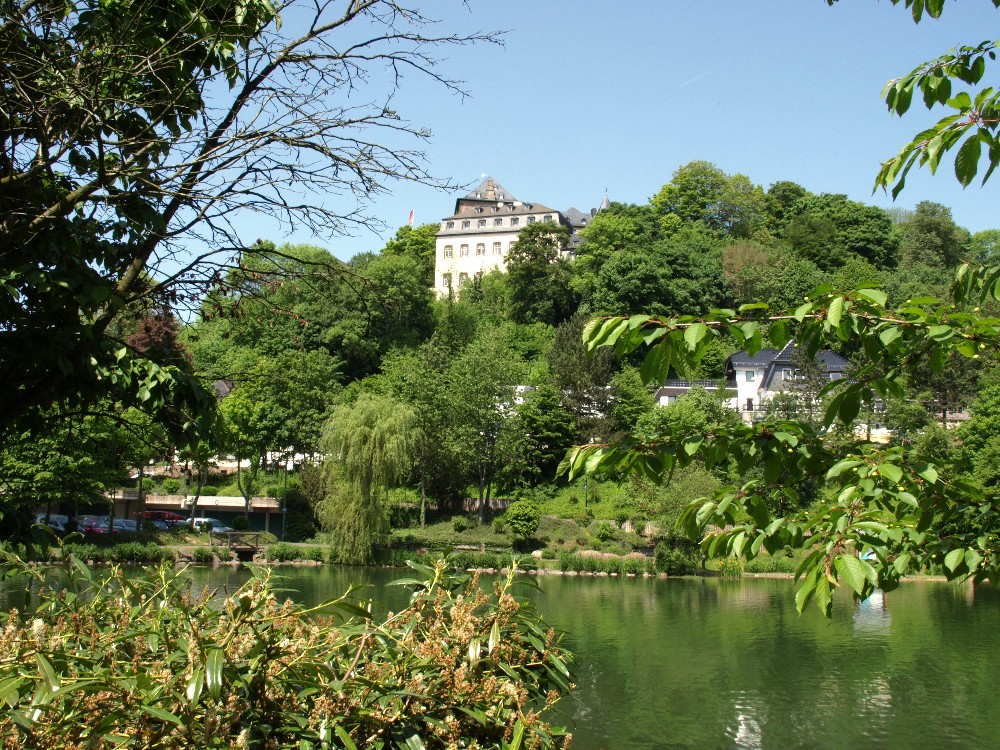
[407, 209, 414, 226]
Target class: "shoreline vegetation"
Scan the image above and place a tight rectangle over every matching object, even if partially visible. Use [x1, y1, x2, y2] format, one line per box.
[0, 552, 575, 749]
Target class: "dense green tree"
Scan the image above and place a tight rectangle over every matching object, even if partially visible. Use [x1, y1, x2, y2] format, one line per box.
[505, 222, 579, 326]
[764, 180, 811, 232]
[377, 344, 464, 519]
[782, 213, 847, 270]
[447, 329, 529, 522]
[572, 201, 664, 301]
[651, 161, 728, 225]
[897, 201, 969, 269]
[651, 161, 765, 238]
[969, 230, 1000, 263]
[504, 385, 578, 487]
[784, 194, 900, 268]
[547, 312, 616, 442]
[591, 251, 675, 316]
[380, 223, 439, 286]
[320, 394, 417, 564]
[221, 386, 282, 518]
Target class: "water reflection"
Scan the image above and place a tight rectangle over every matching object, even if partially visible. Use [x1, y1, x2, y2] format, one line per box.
[7, 566, 1000, 749]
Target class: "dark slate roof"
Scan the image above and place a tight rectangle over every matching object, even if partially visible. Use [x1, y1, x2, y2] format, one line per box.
[728, 349, 781, 367]
[563, 207, 595, 227]
[464, 176, 515, 202]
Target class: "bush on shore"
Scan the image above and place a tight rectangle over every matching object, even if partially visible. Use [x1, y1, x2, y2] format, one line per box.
[0, 553, 573, 749]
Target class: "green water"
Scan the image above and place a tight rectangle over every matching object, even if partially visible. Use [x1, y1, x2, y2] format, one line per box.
[181, 566, 1000, 750]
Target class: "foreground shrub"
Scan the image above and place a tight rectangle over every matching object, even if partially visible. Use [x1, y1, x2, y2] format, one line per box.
[0, 554, 573, 749]
[265, 542, 302, 562]
[654, 543, 700, 576]
[745, 555, 797, 574]
[107, 542, 173, 565]
[192, 547, 216, 564]
[557, 552, 655, 575]
[716, 556, 745, 577]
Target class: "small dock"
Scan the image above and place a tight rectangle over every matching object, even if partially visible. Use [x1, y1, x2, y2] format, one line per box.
[211, 531, 265, 562]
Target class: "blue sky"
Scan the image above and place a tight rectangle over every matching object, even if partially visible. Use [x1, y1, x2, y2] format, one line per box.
[244, 1, 1000, 260]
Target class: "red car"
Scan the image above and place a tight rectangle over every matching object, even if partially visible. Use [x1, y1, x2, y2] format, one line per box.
[142, 510, 187, 526]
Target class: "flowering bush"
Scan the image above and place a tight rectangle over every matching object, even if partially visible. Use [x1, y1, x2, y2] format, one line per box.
[0, 554, 573, 749]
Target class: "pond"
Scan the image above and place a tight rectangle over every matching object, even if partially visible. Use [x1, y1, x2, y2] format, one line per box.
[178, 566, 1000, 750]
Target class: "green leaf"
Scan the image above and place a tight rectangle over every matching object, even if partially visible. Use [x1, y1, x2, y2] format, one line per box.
[683, 322, 708, 351]
[834, 554, 871, 596]
[878, 463, 903, 484]
[334, 725, 359, 750]
[944, 548, 965, 572]
[140, 705, 184, 726]
[827, 458, 863, 480]
[893, 553, 912, 574]
[206, 647, 224, 699]
[955, 133, 982, 187]
[35, 654, 60, 693]
[827, 296, 845, 328]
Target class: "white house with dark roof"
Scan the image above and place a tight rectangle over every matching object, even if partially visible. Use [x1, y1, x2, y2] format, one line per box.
[433, 177, 605, 296]
[654, 341, 849, 423]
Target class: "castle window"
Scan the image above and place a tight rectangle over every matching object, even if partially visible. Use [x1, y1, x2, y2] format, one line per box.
[543, 214, 552, 222]
[527, 216, 536, 224]
[459, 272, 469, 286]
[493, 242, 502, 255]
[444, 245, 453, 258]
[478, 219, 486, 227]
[494, 218, 502, 226]
[475, 207, 483, 213]
[462, 220, 470, 228]
[476, 243, 485, 256]
[442, 273, 452, 289]
[460, 244, 469, 257]
[446, 221, 454, 229]
[511, 217, 519, 226]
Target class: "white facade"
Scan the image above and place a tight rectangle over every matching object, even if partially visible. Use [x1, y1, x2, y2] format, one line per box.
[433, 177, 588, 296]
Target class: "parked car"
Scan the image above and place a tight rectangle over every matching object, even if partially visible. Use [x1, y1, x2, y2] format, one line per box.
[142, 510, 187, 526]
[187, 517, 225, 532]
[34, 514, 67, 534]
[208, 525, 236, 534]
[113, 519, 139, 533]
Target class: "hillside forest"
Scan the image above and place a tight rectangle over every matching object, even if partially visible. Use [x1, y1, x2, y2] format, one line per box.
[7, 160, 1000, 563]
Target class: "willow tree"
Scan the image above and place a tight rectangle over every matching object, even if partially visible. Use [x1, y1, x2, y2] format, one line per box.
[321, 395, 417, 564]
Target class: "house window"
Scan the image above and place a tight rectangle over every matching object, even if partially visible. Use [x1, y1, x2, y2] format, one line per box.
[493, 242, 502, 255]
[460, 244, 469, 257]
[745, 398, 753, 412]
[745, 370, 754, 382]
[461, 220, 470, 228]
[458, 272, 469, 286]
[494, 218, 503, 226]
[476, 243, 485, 256]
[527, 216, 536, 224]
[511, 217, 519, 226]
[446, 221, 454, 229]
[543, 214, 552, 222]
[444, 245, 453, 258]
[442, 273, 452, 289]
[782, 368, 792, 381]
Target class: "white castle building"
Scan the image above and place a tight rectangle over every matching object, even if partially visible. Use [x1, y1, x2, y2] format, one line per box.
[433, 176, 607, 296]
